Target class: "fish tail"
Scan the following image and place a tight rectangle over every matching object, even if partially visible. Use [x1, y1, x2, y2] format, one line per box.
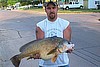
[10, 55, 21, 67]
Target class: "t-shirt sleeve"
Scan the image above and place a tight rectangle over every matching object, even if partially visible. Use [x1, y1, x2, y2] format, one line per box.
[61, 19, 70, 30]
[36, 21, 44, 31]
[64, 20, 70, 29]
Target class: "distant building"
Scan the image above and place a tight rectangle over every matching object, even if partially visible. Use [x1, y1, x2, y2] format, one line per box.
[14, 2, 20, 9]
[83, 0, 100, 9]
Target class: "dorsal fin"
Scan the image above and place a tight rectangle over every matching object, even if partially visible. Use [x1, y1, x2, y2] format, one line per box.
[19, 39, 40, 52]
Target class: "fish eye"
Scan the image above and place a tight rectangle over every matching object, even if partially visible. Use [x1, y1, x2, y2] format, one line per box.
[63, 41, 68, 46]
[58, 44, 63, 48]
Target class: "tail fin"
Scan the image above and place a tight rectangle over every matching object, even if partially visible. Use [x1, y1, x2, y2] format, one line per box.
[10, 55, 21, 67]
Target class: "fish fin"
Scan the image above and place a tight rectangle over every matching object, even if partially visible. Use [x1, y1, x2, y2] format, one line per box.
[27, 56, 34, 60]
[20, 40, 41, 52]
[47, 47, 57, 55]
[27, 57, 32, 60]
[51, 55, 58, 63]
[10, 55, 21, 67]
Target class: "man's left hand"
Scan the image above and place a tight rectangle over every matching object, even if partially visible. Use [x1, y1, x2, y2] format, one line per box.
[66, 43, 75, 53]
[66, 47, 74, 53]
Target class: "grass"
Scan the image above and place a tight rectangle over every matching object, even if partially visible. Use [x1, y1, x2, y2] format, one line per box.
[29, 7, 44, 12]
[58, 9, 100, 13]
[24, 7, 100, 13]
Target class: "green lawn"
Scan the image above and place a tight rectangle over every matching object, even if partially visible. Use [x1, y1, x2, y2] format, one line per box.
[58, 9, 100, 13]
[27, 7, 100, 13]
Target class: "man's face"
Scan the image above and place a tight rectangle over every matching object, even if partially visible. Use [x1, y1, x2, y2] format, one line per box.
[45, 4, 58, 20]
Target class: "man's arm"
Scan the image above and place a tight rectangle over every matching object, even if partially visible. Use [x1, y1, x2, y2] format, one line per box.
[36, 26, 44, 40]
[63, 24, 74, 53]
[63, 24, 71, 42]
[33, 27, 44, 59]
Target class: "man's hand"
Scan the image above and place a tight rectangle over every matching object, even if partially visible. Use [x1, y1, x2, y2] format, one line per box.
[66, 47, 74, 53]
[66, 43, 75, 53]
[33, 53, 41, 59]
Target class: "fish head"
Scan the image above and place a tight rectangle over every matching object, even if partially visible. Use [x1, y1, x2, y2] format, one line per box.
[57, 40, 69, 53]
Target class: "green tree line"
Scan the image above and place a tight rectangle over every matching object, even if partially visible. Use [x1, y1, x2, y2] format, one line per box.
[0, 0, 43, 8]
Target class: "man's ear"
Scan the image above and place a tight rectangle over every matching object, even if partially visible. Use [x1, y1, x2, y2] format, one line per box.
[57, 6, 58, 11]
[45, 8, 47, 13]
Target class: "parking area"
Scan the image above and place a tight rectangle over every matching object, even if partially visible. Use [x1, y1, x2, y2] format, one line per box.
[0, 10, 100, 67]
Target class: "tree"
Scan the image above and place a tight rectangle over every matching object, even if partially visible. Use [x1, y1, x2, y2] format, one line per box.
[7, 0, 19, 5]
[19, 0, 33, 6]
[0, 0, 8, 8]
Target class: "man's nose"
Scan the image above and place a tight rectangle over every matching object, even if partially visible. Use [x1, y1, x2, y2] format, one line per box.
[50, 8, 54, 12]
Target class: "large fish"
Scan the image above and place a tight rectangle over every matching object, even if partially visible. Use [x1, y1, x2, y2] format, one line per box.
[10, 36, 73, 67]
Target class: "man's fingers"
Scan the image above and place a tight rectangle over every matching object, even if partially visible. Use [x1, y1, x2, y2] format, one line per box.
[34, 54, 40, 59]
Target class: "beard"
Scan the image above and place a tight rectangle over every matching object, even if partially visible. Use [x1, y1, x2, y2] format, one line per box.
[49, 12, 56, 19]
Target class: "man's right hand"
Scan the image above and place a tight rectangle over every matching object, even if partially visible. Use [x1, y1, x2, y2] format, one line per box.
[33, 53, 41, 59]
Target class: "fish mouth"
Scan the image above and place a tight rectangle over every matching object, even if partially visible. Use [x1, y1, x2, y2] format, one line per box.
[57, 49, 62, 53]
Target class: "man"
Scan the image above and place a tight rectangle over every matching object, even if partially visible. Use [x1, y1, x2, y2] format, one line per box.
[35, 1, 74, 67]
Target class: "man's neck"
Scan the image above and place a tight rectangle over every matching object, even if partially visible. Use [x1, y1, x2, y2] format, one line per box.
[48, 17, 57, 22]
